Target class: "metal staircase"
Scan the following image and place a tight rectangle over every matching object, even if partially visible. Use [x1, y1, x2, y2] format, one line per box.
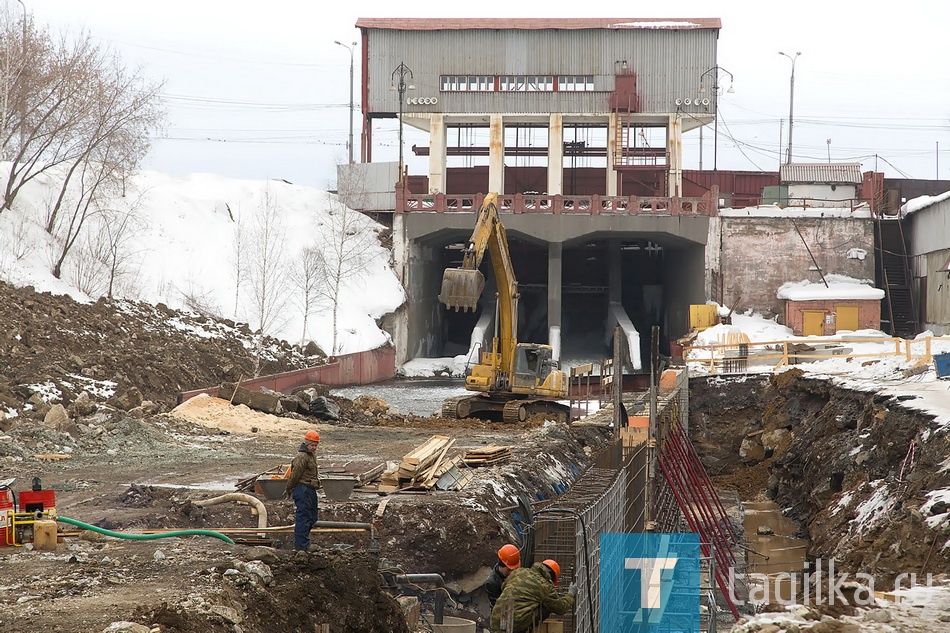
[875, 213, 918, 338]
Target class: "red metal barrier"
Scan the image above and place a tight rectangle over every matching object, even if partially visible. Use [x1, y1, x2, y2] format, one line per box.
[177, 346, 396, 403]
[657, 420, 741, 620]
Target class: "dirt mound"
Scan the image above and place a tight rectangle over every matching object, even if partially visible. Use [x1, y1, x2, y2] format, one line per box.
[0, 281, 319, 412]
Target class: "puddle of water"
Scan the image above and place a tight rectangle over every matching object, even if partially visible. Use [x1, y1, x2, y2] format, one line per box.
[332, 379, 469, 416]
[744, 501, 809, 603]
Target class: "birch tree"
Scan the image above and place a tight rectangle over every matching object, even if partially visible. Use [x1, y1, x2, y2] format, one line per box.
[316, 167, 377, 354]
[293, 246, 325, 344]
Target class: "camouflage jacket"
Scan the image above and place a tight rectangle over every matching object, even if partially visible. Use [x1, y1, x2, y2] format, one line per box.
[284, 443, 320, 494]
[489, 563, 574, 633]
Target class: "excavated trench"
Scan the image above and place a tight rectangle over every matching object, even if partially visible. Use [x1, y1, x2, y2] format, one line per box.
[689, 369, 950, 593]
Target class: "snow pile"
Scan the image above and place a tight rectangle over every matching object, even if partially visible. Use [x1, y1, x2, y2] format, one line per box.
[0, 166, 405, 355]
[901, 190, 950, 215]
[777, 274, 884, 301]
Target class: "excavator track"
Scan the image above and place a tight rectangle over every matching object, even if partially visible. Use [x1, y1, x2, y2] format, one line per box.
[441, 396, 472, 419]
[502, 401, 527, 423]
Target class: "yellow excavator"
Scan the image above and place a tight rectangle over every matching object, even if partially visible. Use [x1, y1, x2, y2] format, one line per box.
[438, 193, 570, 423]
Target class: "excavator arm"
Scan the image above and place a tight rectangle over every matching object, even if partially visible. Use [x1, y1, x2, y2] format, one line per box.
[438, 193, 519, 379]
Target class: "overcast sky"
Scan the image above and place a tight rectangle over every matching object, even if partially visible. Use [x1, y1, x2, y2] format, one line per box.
[26, 1, 950, 189]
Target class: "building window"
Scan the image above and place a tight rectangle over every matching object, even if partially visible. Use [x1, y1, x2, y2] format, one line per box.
[440, 75, 493, 92]
[558, 75, 594, 91]
[440, 74, 593, 92]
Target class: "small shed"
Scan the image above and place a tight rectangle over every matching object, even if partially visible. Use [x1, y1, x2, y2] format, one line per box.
[777, 276, 884, 336]
[779, 163, 863, 208]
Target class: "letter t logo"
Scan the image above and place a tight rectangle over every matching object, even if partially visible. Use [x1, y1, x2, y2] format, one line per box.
[625, 557, 679, 609]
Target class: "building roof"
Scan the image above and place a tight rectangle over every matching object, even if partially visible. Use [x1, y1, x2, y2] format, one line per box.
[780, 163, 863, 185]
[355, 18, 721, 31]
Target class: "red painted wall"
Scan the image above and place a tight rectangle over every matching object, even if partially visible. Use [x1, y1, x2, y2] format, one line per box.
[784, 300, 881, 336]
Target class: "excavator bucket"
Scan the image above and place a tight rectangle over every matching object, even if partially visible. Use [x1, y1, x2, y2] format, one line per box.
[438, 268, 485, 311]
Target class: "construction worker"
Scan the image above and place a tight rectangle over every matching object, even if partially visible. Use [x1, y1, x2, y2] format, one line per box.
[485, 544, 521, 607]
[489, 559, 577, 633]
[284, 429, 322, 550]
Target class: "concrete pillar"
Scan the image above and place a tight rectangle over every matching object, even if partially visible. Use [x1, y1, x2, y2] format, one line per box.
[428, 114, 447, 194]
[547, 114, 563, 195]
[489, 114, 505, 194]
[608, 239, 622, 303]
[547, 242, 562, 359]
[606, 113, 618, 197]
[667, 114, 683, 197]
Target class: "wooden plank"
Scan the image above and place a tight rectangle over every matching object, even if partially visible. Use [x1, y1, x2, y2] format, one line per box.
[420, 439, 455, 483]
[400, 435, 451, 467]
[358, 462, 386, 485]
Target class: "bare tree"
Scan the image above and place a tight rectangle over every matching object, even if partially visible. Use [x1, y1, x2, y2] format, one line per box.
[0, 19, 164, 216]
[69, 189, 148, 297]
[293, 246, 326, 344]
[244, 186, 291, 337]
[229, 204, 247, 317]
[315, 167, 378, 354]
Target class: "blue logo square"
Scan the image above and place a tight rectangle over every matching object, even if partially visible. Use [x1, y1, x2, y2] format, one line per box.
[600, 533, 701, 633]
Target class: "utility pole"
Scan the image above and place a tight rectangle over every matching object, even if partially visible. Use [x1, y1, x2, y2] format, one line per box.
[698, 65, 734, 188]
[779, 51, 801, 164]
[333, 40, 356, 164]
[826, 139, 831, 163]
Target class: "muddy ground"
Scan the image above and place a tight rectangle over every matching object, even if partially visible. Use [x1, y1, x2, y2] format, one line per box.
[689, 370, 950, 584]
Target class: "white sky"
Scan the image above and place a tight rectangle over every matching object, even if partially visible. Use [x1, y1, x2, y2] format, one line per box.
[24, 1, 950, 188]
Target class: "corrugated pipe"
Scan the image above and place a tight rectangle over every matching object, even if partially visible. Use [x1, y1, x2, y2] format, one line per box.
[56, 516, 234, 544]
[193, 492, 267, 529]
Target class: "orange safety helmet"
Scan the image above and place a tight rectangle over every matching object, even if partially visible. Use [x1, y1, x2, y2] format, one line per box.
[304, 430, 321, 442]
[497, 544, 521, 570]
[541, 559, 561, 585]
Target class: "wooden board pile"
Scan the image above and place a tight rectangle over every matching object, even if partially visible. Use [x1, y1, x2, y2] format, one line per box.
[462, 444, 512, 466]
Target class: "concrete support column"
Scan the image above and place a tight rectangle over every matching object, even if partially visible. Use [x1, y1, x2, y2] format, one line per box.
[607, 112, 619, 197]
[547, 242, 562, 360]
[608, 239, 622, 303]
[428, 114, 447, 194]
[489, 114, 505, 194]
[547, 114, 563, 195]
[667, 114, 683, 197]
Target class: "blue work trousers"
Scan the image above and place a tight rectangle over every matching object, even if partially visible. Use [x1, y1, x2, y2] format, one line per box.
[292, 483, 319, 550]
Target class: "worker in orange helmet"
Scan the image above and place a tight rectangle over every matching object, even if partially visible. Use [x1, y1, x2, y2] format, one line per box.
[490, 558, 577, 632]
[284, 429, 322, 550]
[485, 543, 522, 607]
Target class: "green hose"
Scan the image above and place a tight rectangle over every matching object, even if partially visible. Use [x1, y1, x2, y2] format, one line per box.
[56, 515, 235, 544]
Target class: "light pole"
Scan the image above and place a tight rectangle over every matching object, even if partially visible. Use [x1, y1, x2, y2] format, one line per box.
[333, 40, 356, 164]
[698, 66, 734, 188]
[779, 51, 801, 164]
[390, 61, 414, 183]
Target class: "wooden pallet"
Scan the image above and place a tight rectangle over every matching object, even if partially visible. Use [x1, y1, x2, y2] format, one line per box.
[463, 444, 512, 466]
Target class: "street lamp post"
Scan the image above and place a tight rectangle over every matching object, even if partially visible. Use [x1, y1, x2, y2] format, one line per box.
[390, 62, 414, 183]
[333, 40, 356, 164]
[779, 51, 801, 164]
[698, 66, 734, 188]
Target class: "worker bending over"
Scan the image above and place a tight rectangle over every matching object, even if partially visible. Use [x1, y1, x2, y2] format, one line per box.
[485, 544, 521, 607]
[490, 559, 576, 633]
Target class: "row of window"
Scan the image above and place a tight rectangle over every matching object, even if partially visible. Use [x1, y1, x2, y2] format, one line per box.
[440, 75, 595, 92]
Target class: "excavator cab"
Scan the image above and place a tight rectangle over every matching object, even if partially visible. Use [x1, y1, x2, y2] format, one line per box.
[511, 343, 555, 390]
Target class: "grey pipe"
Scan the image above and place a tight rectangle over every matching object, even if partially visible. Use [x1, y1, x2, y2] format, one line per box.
[394, 573, 446, 624]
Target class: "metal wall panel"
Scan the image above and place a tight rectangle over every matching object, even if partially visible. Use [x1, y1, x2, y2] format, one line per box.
[364, 27, 718, 115]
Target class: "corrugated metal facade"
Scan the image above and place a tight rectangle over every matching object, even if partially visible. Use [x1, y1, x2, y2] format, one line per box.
[779, 163, 863, 184]
[360, 25, 718, 116]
